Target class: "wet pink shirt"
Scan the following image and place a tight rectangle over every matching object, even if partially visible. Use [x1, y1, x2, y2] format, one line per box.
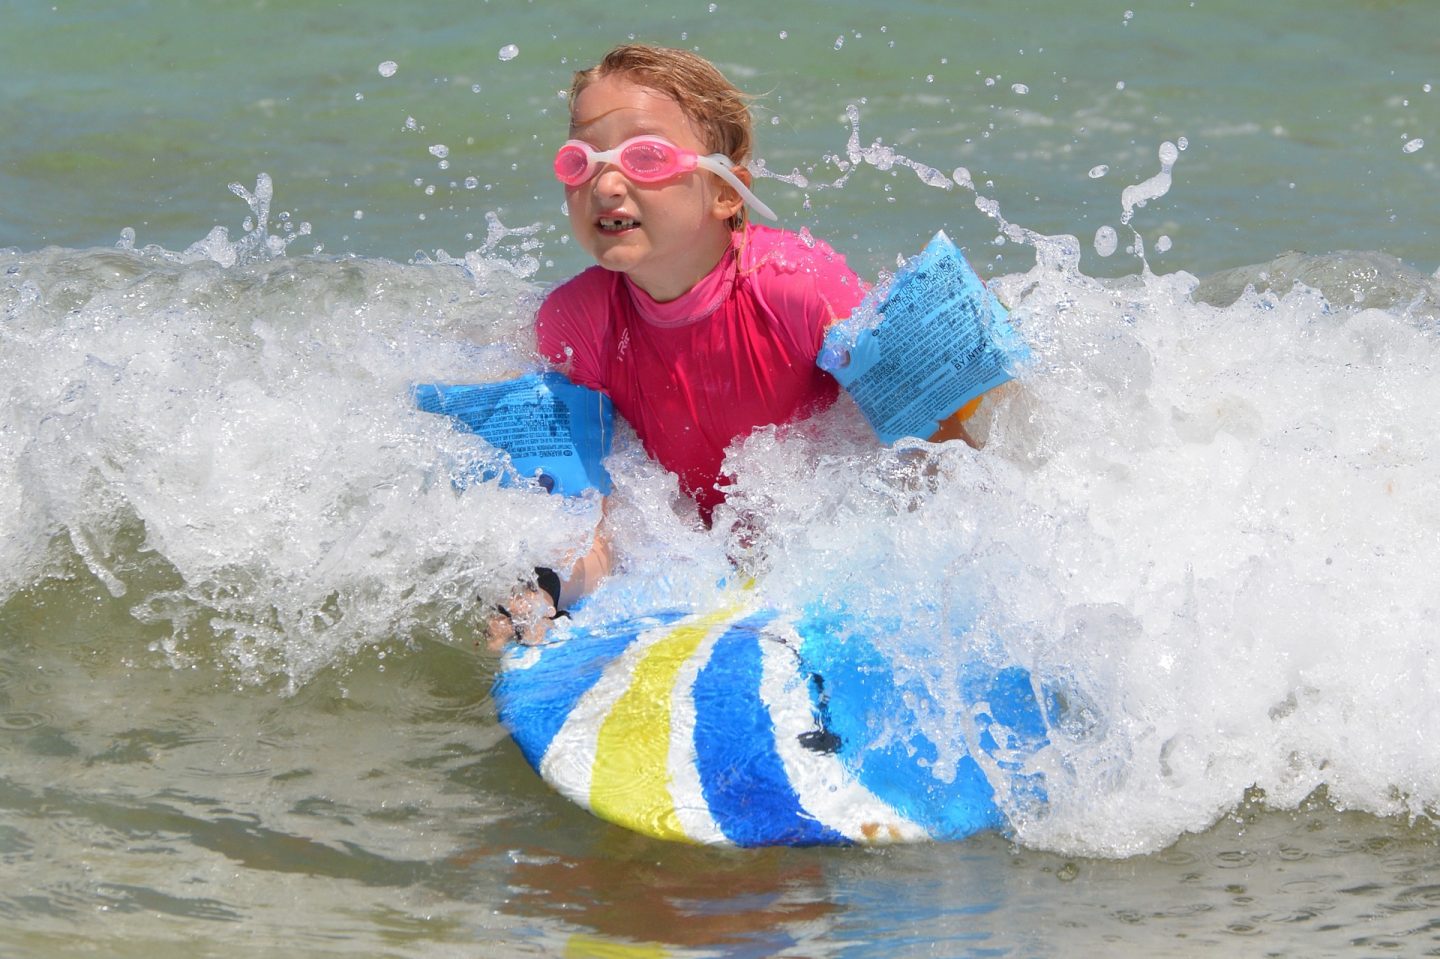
[537, 224, 864, 520]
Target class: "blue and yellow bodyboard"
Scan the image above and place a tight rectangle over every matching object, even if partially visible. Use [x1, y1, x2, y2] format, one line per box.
[493, 598, 1050, 846]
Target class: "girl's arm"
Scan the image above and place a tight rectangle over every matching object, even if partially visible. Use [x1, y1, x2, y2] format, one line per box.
[485, 501, 614, 651]
[926, 395, 984, 447]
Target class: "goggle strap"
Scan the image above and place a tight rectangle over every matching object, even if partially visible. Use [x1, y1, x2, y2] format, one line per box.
[697, 154, 778, 221]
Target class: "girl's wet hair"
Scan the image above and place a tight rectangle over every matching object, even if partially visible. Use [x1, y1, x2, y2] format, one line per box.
[570, 44, 755, 166]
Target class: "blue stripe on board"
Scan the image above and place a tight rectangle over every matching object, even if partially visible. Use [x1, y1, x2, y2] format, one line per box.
[493, 610, 687, 768]
[796, 610, 1008, 841]
[966, 665, 1050, 812]
[691, 614, 848, 847]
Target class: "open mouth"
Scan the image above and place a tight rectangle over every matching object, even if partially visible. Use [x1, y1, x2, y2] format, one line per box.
[598, 216, 639, 233]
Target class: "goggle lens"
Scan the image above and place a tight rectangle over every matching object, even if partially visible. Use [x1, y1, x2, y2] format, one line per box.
[618, 140, 673, 180]
[554, 137, 685, 185]
[554, 144, 594, 185]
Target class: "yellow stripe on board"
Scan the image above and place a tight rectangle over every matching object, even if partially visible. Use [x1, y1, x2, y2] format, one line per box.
[589, 605, 741, 842]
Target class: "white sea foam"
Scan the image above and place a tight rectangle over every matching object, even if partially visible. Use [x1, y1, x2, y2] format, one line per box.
[4, 174, 1439, 855]
[0, 226, 589, 688]
[718, 237, 1440, 855]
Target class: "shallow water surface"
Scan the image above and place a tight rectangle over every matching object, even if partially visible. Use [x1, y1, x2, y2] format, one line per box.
[3, 1, 1440, 956]
[4, 573, 1440, 958]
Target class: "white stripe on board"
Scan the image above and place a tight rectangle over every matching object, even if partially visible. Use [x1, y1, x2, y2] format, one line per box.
[537, 619, 678, 813]
[757, 623, 931, 844]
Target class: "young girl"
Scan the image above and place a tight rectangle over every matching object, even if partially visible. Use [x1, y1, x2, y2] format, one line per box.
[488, 44, 872, 647]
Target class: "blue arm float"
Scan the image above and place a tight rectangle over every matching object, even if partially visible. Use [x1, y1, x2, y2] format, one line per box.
[413, 372, 614, 496]
[818, 231, 1029, 444]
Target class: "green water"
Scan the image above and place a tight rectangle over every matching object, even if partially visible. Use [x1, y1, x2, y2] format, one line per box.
[4, 1, 1436, 277]
[4, 2, 1440, 957]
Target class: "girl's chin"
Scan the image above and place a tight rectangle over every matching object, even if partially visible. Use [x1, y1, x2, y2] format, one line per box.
[588, 238, 651, 272]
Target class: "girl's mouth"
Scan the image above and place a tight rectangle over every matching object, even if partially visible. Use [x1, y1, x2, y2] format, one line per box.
[598, 216, 639, 233]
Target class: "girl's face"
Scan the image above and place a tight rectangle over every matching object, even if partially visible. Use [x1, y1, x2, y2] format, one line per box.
[565, 75, 743, 302]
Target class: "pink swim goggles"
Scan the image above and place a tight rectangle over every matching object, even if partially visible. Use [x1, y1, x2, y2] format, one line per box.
[553, 135, 776, 220]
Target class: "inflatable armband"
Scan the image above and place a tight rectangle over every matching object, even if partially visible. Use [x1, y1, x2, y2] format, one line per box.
[414, 373, 613, 496]
[818, 231, 1029, 444]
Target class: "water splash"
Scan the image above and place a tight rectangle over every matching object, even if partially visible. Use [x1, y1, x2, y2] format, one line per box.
[751, 103, 955, 195]
[717, 244, 1440, 855]
[1090, 139, 1187, 265]
[0, 193, 577, 689]
[133, 174, 318, 268]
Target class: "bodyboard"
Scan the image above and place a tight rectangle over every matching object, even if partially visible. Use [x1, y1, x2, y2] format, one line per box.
[493, 598, 1050, 847]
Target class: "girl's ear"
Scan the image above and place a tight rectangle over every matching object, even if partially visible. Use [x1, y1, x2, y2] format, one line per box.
[710, 166, 748, 223]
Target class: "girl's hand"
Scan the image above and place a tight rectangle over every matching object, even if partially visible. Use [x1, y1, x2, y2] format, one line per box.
[485, 589, 559, 652]
[484, 501, 613, 654]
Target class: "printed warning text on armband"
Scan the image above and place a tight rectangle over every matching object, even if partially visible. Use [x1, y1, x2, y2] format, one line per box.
[412, 373, 615, 496]
[482, 406, 576, 461]
[820, 231, 1028, 444]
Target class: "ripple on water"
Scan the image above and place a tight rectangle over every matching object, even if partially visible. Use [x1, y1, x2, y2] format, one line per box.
[1390, 883, 1440, 912]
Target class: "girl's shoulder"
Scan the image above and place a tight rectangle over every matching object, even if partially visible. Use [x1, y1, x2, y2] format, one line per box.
[737, 224, 865, 322]
[536, 266, 622, 364]
[738, 224, 855, 281]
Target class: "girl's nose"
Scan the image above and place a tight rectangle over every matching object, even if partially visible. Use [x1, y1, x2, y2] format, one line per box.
[592, 165, 629, 198]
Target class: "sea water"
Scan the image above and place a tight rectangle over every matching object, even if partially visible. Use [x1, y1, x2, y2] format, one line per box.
[3, 1, 1440, 956]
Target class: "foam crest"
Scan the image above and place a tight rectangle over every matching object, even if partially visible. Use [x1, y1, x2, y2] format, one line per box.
[717, 246, 1440, 855]
[0, 237, 590, 688]
[6, 162, 1439, 855]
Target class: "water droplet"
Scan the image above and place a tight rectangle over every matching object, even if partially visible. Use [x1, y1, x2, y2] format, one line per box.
[1116, 80, 1126, 91]
[1094, 224, 1118, 257]
[1403, 138, 1425, 154]
[1012, 83, 1030, 95]
[352, 210, 364, 220]
[1088, 164, 1109, 179]
[1156, 235, 1173, 252]
[834, 35, 844, 50]
[378, 60, 398, 78]
[498, 43, 519, 62]
[1177, 136, 1189, 151]
[779, 30, 788, 39]
[354, 92, 364, 101]
[429, 144, 450, 159]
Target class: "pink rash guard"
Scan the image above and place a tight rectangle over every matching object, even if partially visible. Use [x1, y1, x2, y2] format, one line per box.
[536, 224, 865, 521]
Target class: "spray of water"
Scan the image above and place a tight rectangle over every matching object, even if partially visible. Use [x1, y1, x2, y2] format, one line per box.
[5, 107, 1440, 854]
